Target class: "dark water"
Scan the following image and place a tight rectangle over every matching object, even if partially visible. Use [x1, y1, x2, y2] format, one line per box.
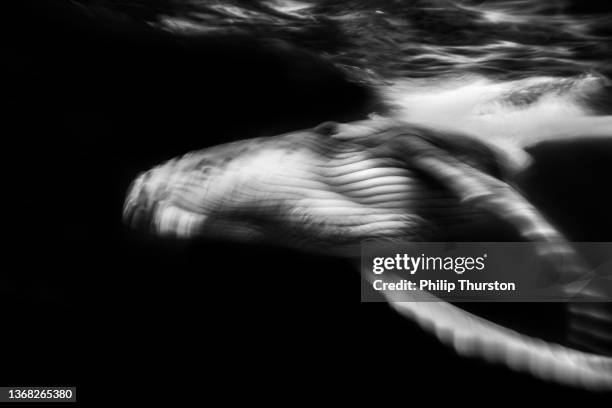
[5, 0, 612, 402]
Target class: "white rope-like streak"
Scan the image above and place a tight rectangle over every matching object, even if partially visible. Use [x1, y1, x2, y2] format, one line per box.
[371, 136, 612, 390]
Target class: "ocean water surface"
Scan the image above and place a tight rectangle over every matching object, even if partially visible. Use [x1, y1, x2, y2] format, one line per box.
[148, 0, 612, 146]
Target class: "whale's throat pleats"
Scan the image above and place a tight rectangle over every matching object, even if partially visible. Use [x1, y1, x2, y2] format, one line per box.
[238, 133, 487, 249]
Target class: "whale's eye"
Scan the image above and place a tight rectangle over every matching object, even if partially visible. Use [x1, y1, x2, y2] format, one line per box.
[313, 121, 339, 136]
[193, 158, 214, 174]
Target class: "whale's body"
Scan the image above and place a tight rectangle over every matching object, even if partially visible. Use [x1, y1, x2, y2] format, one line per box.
[123, 118, 612, 390]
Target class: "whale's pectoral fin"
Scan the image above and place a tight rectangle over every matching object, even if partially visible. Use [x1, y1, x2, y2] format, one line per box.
[388, 135, 587, 283]
[381, 290, 612, 391]
[329, 119, 533, 176]
[360, 134, 612, 390]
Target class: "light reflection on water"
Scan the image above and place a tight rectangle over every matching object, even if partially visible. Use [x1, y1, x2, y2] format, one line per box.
[156, 0, 612, 148]
[158, 0, 612, 80]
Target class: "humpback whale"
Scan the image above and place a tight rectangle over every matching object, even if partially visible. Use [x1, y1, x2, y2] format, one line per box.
[123, 118, 612, 390]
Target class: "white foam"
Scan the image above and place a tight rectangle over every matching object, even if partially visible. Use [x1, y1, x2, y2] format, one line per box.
[382, 74, 612, 150]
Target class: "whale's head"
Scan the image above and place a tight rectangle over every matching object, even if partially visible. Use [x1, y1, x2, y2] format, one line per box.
[123, 120, 528, 251]
[123, 131, 327, 242]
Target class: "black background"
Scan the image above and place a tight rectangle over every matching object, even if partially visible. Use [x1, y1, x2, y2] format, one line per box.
[5, 0, 612, 403]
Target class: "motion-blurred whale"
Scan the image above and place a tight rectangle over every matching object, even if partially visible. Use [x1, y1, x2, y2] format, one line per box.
[123, 118, 612, 390]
